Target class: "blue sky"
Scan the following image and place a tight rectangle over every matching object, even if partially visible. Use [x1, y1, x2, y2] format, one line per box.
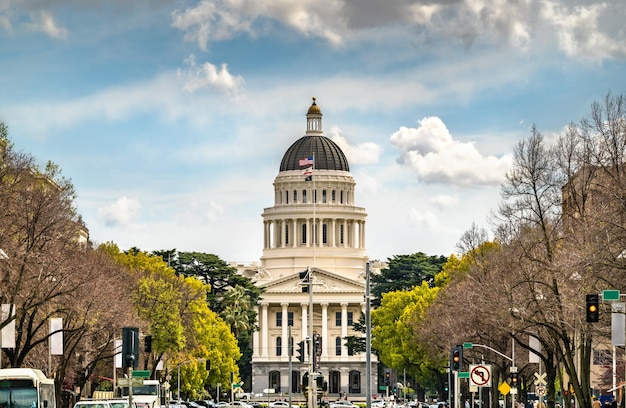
[1, 0, 626, 263]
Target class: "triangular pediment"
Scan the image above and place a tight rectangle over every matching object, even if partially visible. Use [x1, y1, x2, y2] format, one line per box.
[260, 268, 364, 294]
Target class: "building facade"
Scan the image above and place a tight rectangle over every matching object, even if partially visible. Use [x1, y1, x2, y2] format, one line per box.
[245, 98, 378, 400]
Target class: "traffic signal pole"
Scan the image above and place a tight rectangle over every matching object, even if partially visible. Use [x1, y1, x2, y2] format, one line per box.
[308, 267, 315, 408]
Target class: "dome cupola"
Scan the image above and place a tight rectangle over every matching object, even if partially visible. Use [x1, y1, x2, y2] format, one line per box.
[279, 98, 350, 172]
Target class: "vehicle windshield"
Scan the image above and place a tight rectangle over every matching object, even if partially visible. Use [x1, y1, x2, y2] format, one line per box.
[121, 385, 157, 396]
[0, 387, 38, 408]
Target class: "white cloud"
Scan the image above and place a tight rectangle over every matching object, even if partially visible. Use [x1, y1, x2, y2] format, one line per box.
[327, 125, 382, 165]
[409, 208, 439, 230]
[390, 116, 513, 186]
[542, 1, 626, 60]
[179, 55, 245, 96]
[27, 10, 68, 39]
[98, 197, 141, 227]
[430, 194, 459, 209]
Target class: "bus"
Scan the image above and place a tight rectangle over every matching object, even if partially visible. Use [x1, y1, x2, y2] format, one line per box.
[0, 368, 56, 408]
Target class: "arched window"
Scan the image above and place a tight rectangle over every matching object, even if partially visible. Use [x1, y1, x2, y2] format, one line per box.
[302, 224, 307, 244]
[276, 336, 282, 356]
[292, 370, 301, 393]
[303, 190, 307, 203]
[322, 189, 327, 203]
[329, 371, 341, 394]
[348, 370, 361, 394]
[335, 337, 342, 356]
[322, 223, 328, 244]
[269, 371, 281, 393]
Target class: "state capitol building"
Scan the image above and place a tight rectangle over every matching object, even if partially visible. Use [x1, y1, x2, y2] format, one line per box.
[235, 98, 381, 400]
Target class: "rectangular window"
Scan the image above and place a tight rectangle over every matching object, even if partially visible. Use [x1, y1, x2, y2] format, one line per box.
[347, 311, 353, 326]
[322, 224, 327, 244]
[276, 312, 282, 327]
[335, 312, 341, 326]
[288, 311, 294, 326]
[285, 191, 289, 204]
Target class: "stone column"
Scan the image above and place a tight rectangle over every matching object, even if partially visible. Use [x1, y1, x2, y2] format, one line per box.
[321, 303, 328, 357]
[261, 302, 269, 357]
[341, 303, 348, 357]
[281, 302, 289, 360]
[301, 303, 308, 339]
[253, 306, 260, 358]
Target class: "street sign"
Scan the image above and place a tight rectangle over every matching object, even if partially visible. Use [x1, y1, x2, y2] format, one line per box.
[533, 372, 547, 386]
[463, 342, 473, 349]
[603, 290, 621, 301]
[458, 372, 470, 379]
[118, 378, 144, 387]
[262, 388, 275, 394]
[469, 365, 492, 387]
[132, 370, 150, 378]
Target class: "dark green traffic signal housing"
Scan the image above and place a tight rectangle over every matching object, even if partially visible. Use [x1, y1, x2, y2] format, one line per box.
[510, 372, 518, 388]
[299, 270, 310, 293]
[450, 345, 462, 371]
[296, 340, 305, 362]
[122, 327, 139, 370]
[586, 294, 599, 323]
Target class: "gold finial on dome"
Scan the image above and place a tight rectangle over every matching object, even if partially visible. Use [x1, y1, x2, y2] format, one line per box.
[307, 96, 321, 114]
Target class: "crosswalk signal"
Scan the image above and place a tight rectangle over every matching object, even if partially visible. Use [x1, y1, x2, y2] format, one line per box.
[586, 294, 599, 323]
[450, 346, 462, 371]
[296, 340, 305, 362]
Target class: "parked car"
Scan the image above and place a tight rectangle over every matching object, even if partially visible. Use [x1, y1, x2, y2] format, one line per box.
[270, 402, 300, 408]
[330, 401, 359, 408]
[108, 400, 138, 408]
[228, 402, 253, 408]
[74, 401, 113, 408]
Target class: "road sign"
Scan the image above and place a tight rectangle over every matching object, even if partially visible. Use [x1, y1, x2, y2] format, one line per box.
[534, 372, 547, 386]
[463, 342, 473, 349]
[603, 290, 621, 301]
[458, 372, 470, 379]
[536, 386, 546, 396]
[499, 382, 510, 395]
[262, 388, 275, 394]
[469, 365, 492, 387]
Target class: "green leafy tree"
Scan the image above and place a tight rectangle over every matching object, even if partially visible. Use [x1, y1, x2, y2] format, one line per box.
[372, 284, 442, 397]
[371, 253, 447, 307]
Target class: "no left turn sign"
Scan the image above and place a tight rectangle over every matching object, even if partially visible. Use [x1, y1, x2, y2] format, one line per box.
[469, 364, 492, 387]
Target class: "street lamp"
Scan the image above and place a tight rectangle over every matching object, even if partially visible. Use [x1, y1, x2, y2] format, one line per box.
[176, 358, 205, 401]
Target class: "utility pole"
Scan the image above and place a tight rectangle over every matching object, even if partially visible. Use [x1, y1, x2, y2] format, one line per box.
[365, 262, 372, 408]
[308, 266, 315, 408]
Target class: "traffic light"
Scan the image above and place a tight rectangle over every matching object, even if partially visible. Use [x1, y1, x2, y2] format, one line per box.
[144, 335, 152, 352]
[302, 372, 309, 387]
[296, 340, 305, 362]
[450, 346, 462, 371]
[586, 294, 599, 323]
[384, 369, 391, 385]
[510, 372, 518, 388]
[206, 360, 211, 371]
[316, 373, 324, 388]
[299, 270, 310, 293]
[122, 327, 139, 370]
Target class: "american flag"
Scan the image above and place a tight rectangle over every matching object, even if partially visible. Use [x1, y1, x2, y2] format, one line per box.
[299, 156, 314, 166]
